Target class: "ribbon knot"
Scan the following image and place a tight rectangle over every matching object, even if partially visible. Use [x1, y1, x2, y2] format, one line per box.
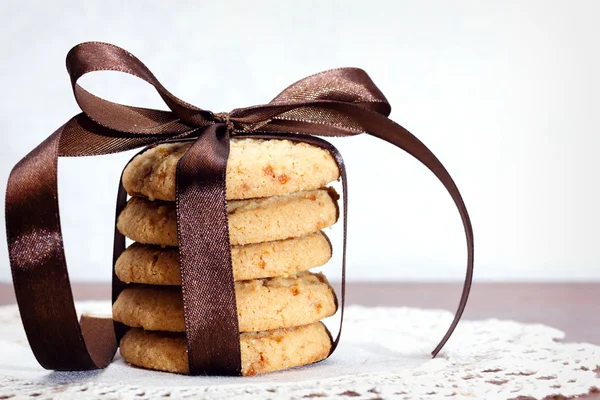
[6, 41, 474, 376]
[212, 112, 235, 133]
[212, 112, 229, 123]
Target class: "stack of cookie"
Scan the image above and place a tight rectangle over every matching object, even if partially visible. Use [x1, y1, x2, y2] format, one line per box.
[113, 138, 341, 376]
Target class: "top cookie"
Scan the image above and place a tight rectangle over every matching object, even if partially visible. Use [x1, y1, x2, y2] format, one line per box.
[122, 139, 340, 201]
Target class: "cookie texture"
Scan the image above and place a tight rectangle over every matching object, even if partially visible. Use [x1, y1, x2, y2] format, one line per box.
[119, 322, 332, 376]
[116, 189, 339, 246]
[115, 232, 332, 285]
[113, 272, 337, 333]
[122, 139, 340, 201]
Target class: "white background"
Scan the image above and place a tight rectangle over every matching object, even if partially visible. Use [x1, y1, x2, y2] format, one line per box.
[1, 0, 598, 282]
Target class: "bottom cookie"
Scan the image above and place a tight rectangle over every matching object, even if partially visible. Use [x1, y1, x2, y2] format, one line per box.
[119, 322, 332, 376]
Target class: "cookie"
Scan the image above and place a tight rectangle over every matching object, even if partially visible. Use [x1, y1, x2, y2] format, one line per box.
[116, 189, 339, 246]
[122, 139, 340, 201]
[115, 232, 332, 285]
[113, 272, 337, 333]
[119, 322, 332, 375]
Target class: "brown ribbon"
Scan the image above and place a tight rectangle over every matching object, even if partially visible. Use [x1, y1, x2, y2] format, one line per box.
[6, 42, 474, 375]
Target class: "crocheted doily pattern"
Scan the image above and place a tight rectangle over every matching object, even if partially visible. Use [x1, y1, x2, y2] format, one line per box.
[0, 302, 598, 399]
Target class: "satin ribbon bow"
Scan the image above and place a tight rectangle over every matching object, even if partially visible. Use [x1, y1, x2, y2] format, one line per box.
[6, 42, 474, 376]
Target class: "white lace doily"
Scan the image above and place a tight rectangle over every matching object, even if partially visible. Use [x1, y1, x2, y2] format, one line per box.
[0, 302, 598, 400]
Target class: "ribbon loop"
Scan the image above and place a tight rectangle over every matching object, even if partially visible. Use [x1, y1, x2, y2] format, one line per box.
[270, 68, 391, 115]
[67, 42, 211, 136]
[6, 42, 474, 376]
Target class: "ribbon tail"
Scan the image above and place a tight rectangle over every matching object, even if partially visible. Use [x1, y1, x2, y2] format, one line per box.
[5, 120, 118, 370]
[282, 102, 474, 357]
[5, 115, 175, 371]
[357, 112, 474, 357]
[175, 124, 241, 375]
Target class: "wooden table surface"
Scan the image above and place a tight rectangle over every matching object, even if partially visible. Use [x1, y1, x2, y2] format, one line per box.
[1, 282, 598, 399]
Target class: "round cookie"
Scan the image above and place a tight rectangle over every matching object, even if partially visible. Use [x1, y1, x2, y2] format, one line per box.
[122, 139, 340, 202]
[119, 322, 332, 376]
[115, 232, 332, 285]
[116, 188, 339, 246]
[113, 271, 337, 333]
